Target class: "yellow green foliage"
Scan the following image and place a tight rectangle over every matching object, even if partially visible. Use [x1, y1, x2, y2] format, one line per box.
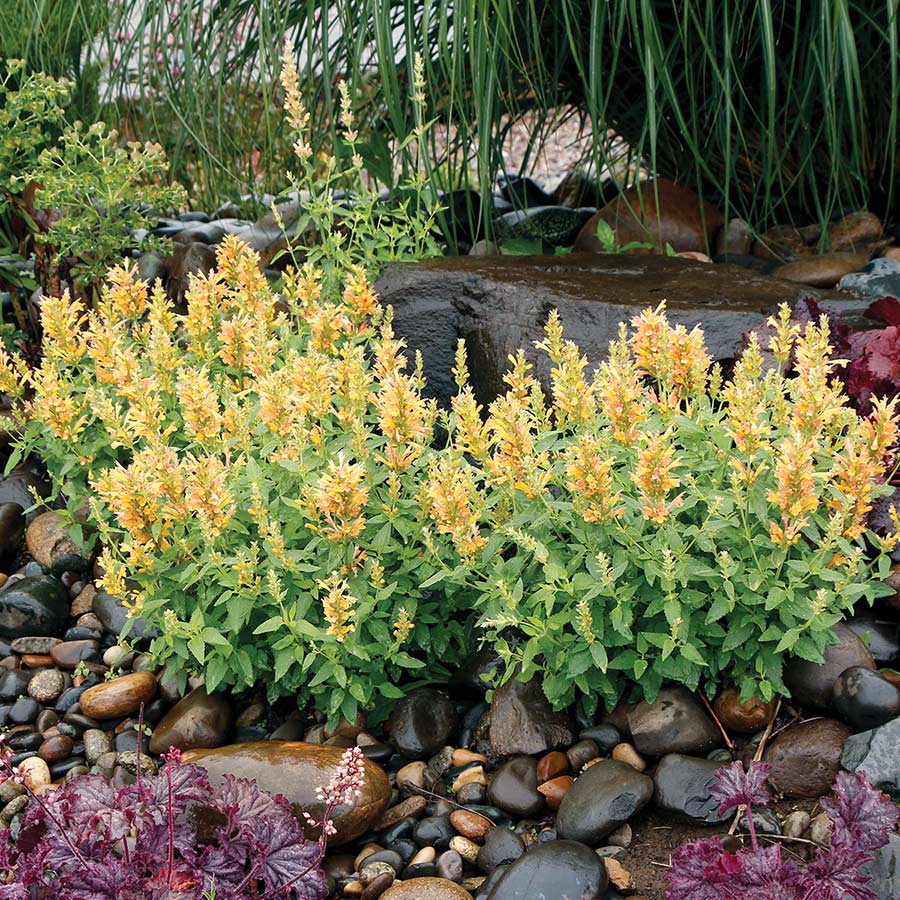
[422, 305, 899, 715]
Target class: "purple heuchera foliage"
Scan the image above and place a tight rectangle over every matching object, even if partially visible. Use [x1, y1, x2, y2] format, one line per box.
[666, 763, 899, 900]
[0, 755, 328, 900]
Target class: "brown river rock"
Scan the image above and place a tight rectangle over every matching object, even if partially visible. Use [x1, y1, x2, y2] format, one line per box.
[713, 686, 778, 734]
[80, 671, 157, 720]
[148, 686, 233, 754]
[183, 741, 391, 845]
[763, 719, 850, 798]
[574, 179, 724, 253]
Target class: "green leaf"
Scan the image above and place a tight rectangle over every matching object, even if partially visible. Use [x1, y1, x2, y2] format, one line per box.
[253, 616, 284, 635]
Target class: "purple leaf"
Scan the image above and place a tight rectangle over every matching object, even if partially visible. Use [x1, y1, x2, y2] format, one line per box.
[666, 837, 733, 900]
[214, 773, 292, 831]
[865, 296, 900, 327]
[800, 843, 880, 900]
[820, 770, 900, 852]
[709, 761, 772, 816]
[251, 815, 328, 899]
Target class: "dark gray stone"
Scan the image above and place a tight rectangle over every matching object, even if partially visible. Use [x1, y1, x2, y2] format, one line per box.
[653, 754, 730, 824]
[476, 826, 525, 874]
[375, 254, 856, 410]
[487, 757, 544, 818]
[92, 591, 159, 642]
[486, 840, 608, 900]
[839, 257, 900, 300]
[833, 666, 900, 732]
[841, 717, 900, 798]
[784, 622, 875, 709]
[627, 687, 720, 756]
[0, 576, 69, 639]
[488, 676, 574, 757]
[388, 689, 458, 760]
[556, 759, 654, 844]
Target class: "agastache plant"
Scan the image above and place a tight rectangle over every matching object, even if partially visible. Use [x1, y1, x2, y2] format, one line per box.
[0, 730, 366, 900]
[666, 761, 899, 900]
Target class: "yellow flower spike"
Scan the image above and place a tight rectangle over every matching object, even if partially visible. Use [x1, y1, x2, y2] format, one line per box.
[308, 455, 369, 541]
[29, 366, 88, 441]
[564, 435, 623, 523]
[631, 429, 683, 525]
[176, 367, 224, 444]
[318, 572, 356, 642]
[575, 598, 595, 644]
[767, 303, 800, 368]
[280, 41, 312, 161]
[393, 607, 414, 644]
[39, 290, 88, 365]
[106, 262, 149, 321]
[422, 456, 487, 558]
[630, 302, 671, 384]
[767, 433, 821, 544]
[595, 327, 646, 445]
[0, 348, 28, 399]
[535, 310, 595, 428]
[181, 453, 234, 537]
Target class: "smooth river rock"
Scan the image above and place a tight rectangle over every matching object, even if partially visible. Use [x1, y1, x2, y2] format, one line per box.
[0, 576, 70, 639]
[92, 590, 159, 642]
[486, 840, 608, 900]
[80, 671, 157, 720]
[763, 719, 850, 798]
[182, 741, 391, 845]
[653, 754, 729, 823]
[149, 685, 234, 753]
[375, 254, 852, 409]
[574, 179, 724, 254]
[556, 759, 654, 844]
[626, 687, 720, 756]
[783, 623, 875, 708]
[25, 510, 86, 573]
[488, 676, 574, 757]
[832, 666, 900, 732]
[381, 878, 473, 900]
[388, 688, 458, 760]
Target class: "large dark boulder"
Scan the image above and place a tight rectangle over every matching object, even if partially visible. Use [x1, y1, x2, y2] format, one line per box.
[375, 254, 850, 409]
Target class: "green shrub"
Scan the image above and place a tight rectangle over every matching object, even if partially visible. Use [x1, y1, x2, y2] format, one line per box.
[0, 50, 460, 725]
[421, 305, 899, 717]
[2, 235, 472, 724]
[23, 121, 187, 299]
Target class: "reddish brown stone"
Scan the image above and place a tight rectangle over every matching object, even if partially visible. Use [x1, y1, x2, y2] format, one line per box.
[183, 741, 390, 846]
[764, 719, 850, 798]
[713, 686, 778, 734]
[537, 775, 574, 810]
[536, 750, 570, 784]
[450, 809, 491, 841]
[20, 654, 53, 668]
[574, 179, 724, 254]
[80, 672, 157, 720]
[50, 640, 100, 669]
[38, 734, 74, 762]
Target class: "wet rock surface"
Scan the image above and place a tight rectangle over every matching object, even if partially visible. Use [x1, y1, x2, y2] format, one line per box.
[375, 254, 854, 408]
[783, 622, 875, 708]
[556, 759, 655, 844]
[763, 719, 850, 798]
[488, 676, 574, 757]
[184, 741, 390, 844]
[652, 754, 730, 823]
[485, 840, 608, 900]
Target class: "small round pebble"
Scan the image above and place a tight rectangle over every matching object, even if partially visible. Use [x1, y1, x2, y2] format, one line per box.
[28, 669, 66, 703]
